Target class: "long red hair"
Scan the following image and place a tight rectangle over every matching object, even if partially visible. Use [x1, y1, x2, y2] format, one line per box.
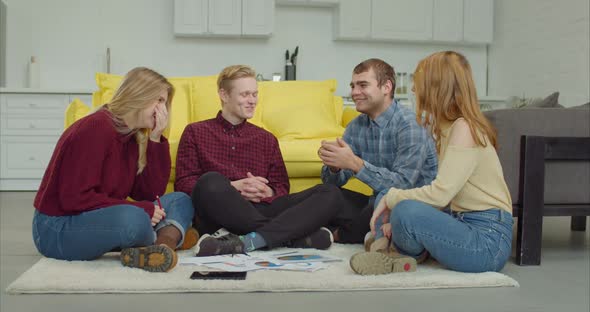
[413, 51, 497, 153]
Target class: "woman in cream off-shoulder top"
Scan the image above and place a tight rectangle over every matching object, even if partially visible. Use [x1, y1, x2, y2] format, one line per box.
[350, 51, 513, 275]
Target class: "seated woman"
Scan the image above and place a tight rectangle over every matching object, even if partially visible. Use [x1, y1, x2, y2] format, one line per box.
[350, 51, 513, 274]
[32, 67, 197, 272]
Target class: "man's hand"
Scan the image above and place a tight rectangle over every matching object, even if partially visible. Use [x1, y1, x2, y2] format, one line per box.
[318, 138, 364, 173]
[231, 172, 274, 203]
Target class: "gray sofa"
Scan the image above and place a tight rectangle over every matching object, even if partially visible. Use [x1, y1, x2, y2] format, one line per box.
[484, 107, 590, 265]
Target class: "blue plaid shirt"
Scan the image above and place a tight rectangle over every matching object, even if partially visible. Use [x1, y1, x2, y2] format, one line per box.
[321, 101, 437, 205]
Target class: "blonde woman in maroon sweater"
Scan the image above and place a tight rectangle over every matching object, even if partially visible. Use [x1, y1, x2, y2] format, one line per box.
[33, 67, 196, 272]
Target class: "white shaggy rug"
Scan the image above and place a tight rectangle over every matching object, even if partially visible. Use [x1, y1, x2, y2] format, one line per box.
[6, 244, 518, 294]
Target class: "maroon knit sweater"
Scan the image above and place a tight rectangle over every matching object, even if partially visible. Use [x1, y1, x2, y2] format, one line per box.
[34, 109, 171, 217]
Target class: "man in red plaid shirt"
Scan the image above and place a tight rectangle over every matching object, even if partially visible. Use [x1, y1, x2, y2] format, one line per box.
[175, 65, 344, 256]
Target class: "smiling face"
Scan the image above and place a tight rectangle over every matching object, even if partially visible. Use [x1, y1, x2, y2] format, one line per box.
[135, 89, 168, 129]
[350, 68, 392, 119]
[219, 77, 258, 124]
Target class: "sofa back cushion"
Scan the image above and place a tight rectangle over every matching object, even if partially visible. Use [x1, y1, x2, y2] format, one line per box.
[92, 72, 193, 140]
[258, 80, 344, 140]
[189, 75, 219, 123]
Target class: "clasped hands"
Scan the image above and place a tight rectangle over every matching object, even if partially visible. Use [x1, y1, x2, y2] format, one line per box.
[317, 138, 364, 173]
[231, 172, 274, 203]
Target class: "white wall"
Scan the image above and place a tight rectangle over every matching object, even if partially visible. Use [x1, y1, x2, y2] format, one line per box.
[488, 0, 590, 107]
[3, 0, 488, 96]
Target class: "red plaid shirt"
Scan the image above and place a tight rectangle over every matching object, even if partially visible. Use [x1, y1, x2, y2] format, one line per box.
[175, 112, 289, 203]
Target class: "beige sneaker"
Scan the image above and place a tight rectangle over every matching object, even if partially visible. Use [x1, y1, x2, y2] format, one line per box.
[350, 251, 417, 275]
[369, 236, 391, 252]
[121, 244, 178, 273]
[363, 232, 375, 252]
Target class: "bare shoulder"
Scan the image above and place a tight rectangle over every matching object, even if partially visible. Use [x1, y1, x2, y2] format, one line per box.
[448, 118, 477, 147]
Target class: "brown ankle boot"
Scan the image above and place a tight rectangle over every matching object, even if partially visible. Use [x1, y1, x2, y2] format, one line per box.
[155, 225, 182, 250]
[179, 227, 200, 250]
[120, 244, 178, 272]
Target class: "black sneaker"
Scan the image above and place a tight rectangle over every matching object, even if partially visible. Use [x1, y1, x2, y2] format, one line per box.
[194, 232, 245, 257]
[285, 227, 333, 250]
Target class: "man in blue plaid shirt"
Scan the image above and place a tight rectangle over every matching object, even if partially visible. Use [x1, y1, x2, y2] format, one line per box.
[319, 58, 437, 244]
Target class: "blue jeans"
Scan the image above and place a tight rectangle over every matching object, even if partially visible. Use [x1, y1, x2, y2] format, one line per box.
[390, 200, 513, 273]
[32, 192, 194, 261]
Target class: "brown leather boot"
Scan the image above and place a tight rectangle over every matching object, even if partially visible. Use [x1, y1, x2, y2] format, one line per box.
[155, 225, 182, 250]
[120, 244, 178, 273]
[179, 227, 200, 250]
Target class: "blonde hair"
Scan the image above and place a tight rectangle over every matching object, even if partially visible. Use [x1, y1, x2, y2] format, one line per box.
[105, 67, 174, 174]
[217, 65, 256, 98]
[413, 51, 497, 153]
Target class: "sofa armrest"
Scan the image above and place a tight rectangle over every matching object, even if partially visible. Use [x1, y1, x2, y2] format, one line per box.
[484, 108, 590, 205]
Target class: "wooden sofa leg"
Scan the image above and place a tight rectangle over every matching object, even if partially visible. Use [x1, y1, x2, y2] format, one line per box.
[571, 216, 587, 231]
[516, 136, 545, 266]
[516, 204, 543, 265]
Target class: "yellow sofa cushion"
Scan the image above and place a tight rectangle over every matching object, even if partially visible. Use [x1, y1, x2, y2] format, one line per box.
[189, 75, 220, 122]
[342, 105, 362, 126]
[258, 80, 344, 140]
[64, 98, 91, 130]
[92, 73, 194, 140]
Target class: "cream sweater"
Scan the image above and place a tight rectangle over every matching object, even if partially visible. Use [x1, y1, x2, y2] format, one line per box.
[385, 120, 512, 214]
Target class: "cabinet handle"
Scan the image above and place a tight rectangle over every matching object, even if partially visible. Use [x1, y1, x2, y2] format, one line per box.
[28, 103, 38, 108]
[29, 156, 36, 161]
[29, 123, 36, 129]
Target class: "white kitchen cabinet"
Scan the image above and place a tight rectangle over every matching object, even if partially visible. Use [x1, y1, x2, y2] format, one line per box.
[0, 89, 92, 190]
[463, 0, 494, 43]
[174, 0, 209, 36]
[209, 0, 242, 35]
[333, 0, 494, 45]
[242, 0, 275, 36]
[174, 0, 274, 37]
[371, 0, 434, 41]
[433, 0, 463, 42]
[333, 0, 371, 40]
[276, 0, 338, 7]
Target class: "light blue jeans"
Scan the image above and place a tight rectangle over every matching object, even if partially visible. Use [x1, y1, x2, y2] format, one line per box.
[32, 192, 194, 261]
[390, 200, 513, 273]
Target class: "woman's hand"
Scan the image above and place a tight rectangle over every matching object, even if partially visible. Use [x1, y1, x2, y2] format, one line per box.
[370, 196, 391, 236]
[381, 223, 392, 239]
[151, 205, 166, 226]
[150, 103, 168, 142]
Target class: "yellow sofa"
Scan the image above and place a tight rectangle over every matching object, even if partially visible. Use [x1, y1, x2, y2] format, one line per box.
[65, 73, 371, 195]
